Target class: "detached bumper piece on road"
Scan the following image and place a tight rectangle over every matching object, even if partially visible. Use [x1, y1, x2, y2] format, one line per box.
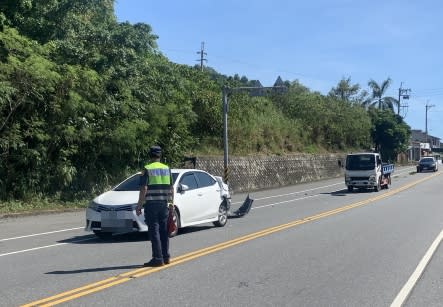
[231, 194, 254, 217]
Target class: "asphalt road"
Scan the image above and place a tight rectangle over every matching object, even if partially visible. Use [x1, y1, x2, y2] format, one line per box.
[1, 166, 442, 307]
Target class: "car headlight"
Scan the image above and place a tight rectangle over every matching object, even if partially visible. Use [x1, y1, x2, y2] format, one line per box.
[88, 201, 99, 211]
[369, 175, 376, 182]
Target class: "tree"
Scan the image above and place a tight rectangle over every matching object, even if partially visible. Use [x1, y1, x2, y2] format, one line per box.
[364, 78, 399, 111]
[368, 108, 411, 161]
[328, 77, 366, 103]
[0, 0, 116, 44]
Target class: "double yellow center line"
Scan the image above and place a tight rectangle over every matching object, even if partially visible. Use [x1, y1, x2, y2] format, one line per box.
[22, 172, 440, 306]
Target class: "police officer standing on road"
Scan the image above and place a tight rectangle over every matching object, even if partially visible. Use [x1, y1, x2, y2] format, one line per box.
[136, 145, 174, 267]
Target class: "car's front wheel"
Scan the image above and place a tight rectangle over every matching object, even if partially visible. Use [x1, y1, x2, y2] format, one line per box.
[374, 179, 381, 192]
[169, 208, 179, 238]
[213, 200, 228, 227]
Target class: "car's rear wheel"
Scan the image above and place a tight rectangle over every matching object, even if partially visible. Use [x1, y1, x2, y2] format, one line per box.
[93, 230, 112, 239]
[213, 200, 228, 227]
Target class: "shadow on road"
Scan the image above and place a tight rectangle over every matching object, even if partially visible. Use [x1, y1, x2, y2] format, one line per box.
[321, 188, 382, 196]
[56, 232, 148, 244]
[58, 225, 215, 244]
[320, 189, 349, 196]
[46, 264, 143, 274]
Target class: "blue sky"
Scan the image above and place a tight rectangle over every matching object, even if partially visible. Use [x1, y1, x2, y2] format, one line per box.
[115, 0, 443, 140]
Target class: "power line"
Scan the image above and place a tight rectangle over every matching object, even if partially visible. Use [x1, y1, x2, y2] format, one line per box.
[407, 87, 443, 99]
[165, 46, 355, 85]
[163, 47, 443, 100]
[412, 87, 443, 93]
[413, 92, 443, 98]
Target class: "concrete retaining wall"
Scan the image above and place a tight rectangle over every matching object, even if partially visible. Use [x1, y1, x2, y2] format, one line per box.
[186, 154, 346, 193]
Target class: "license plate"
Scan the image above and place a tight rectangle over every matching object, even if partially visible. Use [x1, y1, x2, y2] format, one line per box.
[100, 211, 133, 232]
[102, 219, 130, 228]
[101, 218, 132, 231]
[101, 211, 117, 219]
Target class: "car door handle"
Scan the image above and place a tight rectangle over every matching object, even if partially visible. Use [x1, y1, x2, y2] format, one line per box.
[197, 193, 203, 197]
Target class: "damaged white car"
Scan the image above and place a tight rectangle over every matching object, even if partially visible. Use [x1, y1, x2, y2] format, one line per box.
[85, 169, 231, 238]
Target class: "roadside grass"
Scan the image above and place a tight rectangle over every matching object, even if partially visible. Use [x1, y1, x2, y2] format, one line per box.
[0, 198, 88, 216]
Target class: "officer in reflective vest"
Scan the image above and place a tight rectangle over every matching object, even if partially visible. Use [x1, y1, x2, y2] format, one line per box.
[136, 145, 174, 267]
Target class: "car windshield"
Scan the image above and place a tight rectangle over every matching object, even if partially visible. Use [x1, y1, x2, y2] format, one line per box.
[114, 172, 179, 191]
[114, 174, 140, 191]
[420, 158, 434, 163]
[346, 155, 375, 171]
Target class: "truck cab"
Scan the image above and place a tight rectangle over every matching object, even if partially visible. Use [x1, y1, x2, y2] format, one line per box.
[344, 152, 391, 192]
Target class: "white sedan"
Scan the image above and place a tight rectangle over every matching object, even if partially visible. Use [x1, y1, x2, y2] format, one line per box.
[85, 169, 231, 238]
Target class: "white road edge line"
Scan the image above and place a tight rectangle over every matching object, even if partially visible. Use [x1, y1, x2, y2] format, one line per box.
[252, 194, 321, 210]
[231, 182, 343, 205]
[0, 227, 84, 242]
[390, 227, 443, 307]
[232, 167, 414, 205]
[0, 237, 95, 257]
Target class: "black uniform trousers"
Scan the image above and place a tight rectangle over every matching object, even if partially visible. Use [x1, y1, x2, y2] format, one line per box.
[144, 200, 170, 262]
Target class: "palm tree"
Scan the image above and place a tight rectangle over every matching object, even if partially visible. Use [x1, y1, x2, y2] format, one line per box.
[363, 78, 399, 111]
[328, 77, 358, 101]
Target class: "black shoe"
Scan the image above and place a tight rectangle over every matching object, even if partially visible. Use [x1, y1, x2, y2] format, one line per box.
[143, 259, 164, 267]
[164, 258, 170, 265]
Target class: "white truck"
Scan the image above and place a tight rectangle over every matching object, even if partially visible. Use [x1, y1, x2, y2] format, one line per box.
[344, 152, 394, 192]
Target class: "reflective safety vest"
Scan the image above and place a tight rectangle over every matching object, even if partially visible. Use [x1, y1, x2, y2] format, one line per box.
[144, 162, 172, 202]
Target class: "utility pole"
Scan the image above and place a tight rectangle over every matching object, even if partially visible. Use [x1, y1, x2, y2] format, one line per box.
[196, 42, 207, 71]
[425, 101, 435, 146]
[398, 82, 411, 116]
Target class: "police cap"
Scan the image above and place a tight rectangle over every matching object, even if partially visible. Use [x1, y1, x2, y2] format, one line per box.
[149, 145, 162, 157]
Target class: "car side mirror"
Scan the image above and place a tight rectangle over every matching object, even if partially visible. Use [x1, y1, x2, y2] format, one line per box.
[178, 184, 189, 193]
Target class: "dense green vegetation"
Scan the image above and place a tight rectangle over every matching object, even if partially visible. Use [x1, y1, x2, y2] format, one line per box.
[0, 0, 410, 209]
